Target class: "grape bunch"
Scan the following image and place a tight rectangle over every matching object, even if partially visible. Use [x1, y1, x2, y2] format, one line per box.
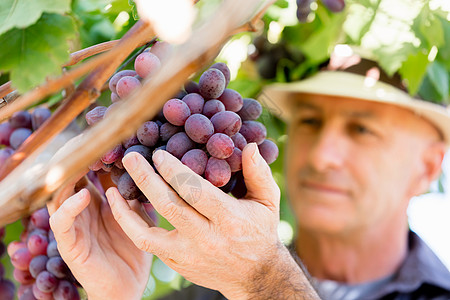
[296, 0, 345, 22]
[8, 208, 80, 300]
[86, 42, 279, 200]
[0, 227, 16, 300]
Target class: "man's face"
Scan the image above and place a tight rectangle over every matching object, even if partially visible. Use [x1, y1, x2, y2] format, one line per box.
[286, 95, 439, 234]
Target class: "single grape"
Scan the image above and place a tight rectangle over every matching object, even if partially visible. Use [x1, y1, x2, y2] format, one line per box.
[182, 93, 205, 114]
[11, 248, 33, 270]
[10, 111, 32, 129]
[27, 233, 48, 256]
[296, 0, 314, 22]
[160, 122, 182, 142]
[231, 171, 247, 198]
[53, 280, 80, 300]
[226, 148, 243, 172]
[184, 114, 214, 144]
[218, 89, 243, 112]
[166, 132, 195, 159]
[184, 81, 200, 94]
[117, 172, 141, 200]
[210, 111, 242, 137]
[29, 255, 49, 278]
[258, 139, 279, 164]
[32, 282, 54, 299]
[205, 157, 231, 187]
[30, 208, 50, 230]
[198, 69, 226, 99]
[46, 256, 69, 279]
[206, 133, 234, 159]
[111, 92, 121, 103]
[134, 52, 161, 78]
[0, 279, 15, 300]
[0, 122, 14, 146]
[231, 133, 247, 151]
[109, 70, 137, 94]
[7, 241, 26, 257]
[124, 145, 153, 161]
[85, 106, 107, 126]
[202, 100, 225, 118]
[46, 240, 59, 257]
[101, 144, 124, 165]
[137, 121, 159, 147]
[14, 269, 34, 285]
[116, 76, 141, 99]
[31, 107, 51, 130]
[111, 166, 126, 185]
[181, 149, 208, 175]
[239, 121, 267, 145]
[88, 160, 103, 172]
[322, 0, 345, 12]
[9, 128, 32, 149]
[149, 41, 173, 61]
[237, 98, 262, 121]
[210, 62, 231, 87]
[220, 175, 237, 194]
[163, 99, 191, 126]
[0, 148, 13, 165]
[122, 134, 140, 149]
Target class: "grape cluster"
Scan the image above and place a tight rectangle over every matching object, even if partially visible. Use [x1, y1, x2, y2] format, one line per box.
[8, 208, 80, 300]
[0, 227, 16, 300]
[0, 106, 52, 165]
[86, 42, 279, 200]
[296, 0, 345, 22]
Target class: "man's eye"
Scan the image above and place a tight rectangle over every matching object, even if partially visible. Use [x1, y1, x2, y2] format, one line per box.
[299, 118, 321, 127]
[350, 124, 372, 135]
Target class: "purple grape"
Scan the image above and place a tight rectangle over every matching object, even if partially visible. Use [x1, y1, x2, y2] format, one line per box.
[184, 114, 214, 144]
[182, 93, 205, 114]
[258, 139, 279, 164]
[231, 171, 247, 198]
[239, 121, 267, 145]
[10, 111, 32, 129]
[206, 133, 234, 159]
[9, 128, 32, 149]
[134, 52, 161, 78]
[226, 148, 243, 172]
[160, 123, 182, 142]
[27, 233, 48, 256]
[19, 287, 36, 300]
[11, 248, 32, 270]
[103, 102, 120, 119]
[218, 89, 243, 112]
[184, 81, 200, 94]
[101, 144, 124, 165]
[118, 172, 141, 200]
[205, 157, 231, 187]
[220, 175, 237, 194]
[0, 148, 13, 165]
[46, 256, 69, 279]
[322, 0, 345, 12]
[109, 70, 137, 94]
[163, 99, 191, 126]
[32, 283, 53, 299]
[137, 121, 159, 147]
[122, 134, 140, 149]
[198, 69, 226, 99]
[53, 280, 80, 300]
[116, 76, 141, 98]
[14, 269, 34, 285]
[46, 240, 59, 257]
[0, 264, 4, 278]
[31, 208, 50, 230]
[85, 106, 107, 126]
[111, 92, 121, 103]
[124, 145, 152, 161]
[181, 149, 208, 175]
[237, 98, 262, 121]
[166, 132, 195, 159]
[111, 166, 125, 185]
[210, 111, 242, 137]
[89, 160, 103, 172]
[29, 256, 49, 278]
[202, 100, 225, 118]
[210, 62, 231, 87]
[0, 279, 15, 300]
[31, 107, 51, 130]
[297, 0, 314, 22]
[0, 122, 14, 146]
[231, 133, 247, 151]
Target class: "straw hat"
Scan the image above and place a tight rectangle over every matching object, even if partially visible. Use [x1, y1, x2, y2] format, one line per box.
[259, 53, 450, 146]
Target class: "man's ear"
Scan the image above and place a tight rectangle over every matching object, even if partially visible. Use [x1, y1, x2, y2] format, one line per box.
[412, 141, 446, 196]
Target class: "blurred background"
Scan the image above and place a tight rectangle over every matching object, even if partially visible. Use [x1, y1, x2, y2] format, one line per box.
[0, 0, 449, 299]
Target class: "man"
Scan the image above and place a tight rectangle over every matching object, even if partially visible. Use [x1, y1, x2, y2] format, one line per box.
[48, 53, 450, 299]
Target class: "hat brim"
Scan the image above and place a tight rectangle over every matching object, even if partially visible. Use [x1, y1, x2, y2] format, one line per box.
[258, 71, 450, 146]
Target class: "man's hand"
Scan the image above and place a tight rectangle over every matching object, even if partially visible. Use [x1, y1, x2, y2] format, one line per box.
[106, 143, 319, 299]
[48, 177, 153, 300]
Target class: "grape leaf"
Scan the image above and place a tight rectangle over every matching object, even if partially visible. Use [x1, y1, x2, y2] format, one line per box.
[426, 61, 449, 101]
[0, 13, 77, 92]
[0, 0, 71, 35]
[399, 51, 429, 96]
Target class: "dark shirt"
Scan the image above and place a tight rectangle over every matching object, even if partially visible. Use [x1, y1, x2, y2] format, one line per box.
[158, 231, 450, 300]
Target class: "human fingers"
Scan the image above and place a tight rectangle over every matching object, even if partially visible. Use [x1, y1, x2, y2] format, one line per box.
[49, 189, 90, 259]
[105, 187, 180, 259]
[241, 143, 280, 211]
[48, 173, 88, 215]
[122, 152, 208, 231]
[151, 150, 232, 223]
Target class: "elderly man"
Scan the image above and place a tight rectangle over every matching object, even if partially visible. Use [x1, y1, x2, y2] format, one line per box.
[49, 55, 450, 300]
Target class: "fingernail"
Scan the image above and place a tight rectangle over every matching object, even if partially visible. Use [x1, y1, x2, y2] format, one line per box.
[251, 143, 260, 165]
[123, 152, 138, 171]
[153, 150, 164, 167]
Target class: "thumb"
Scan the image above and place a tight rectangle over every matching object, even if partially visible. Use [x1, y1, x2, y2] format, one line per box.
[241, 143, 280, 211]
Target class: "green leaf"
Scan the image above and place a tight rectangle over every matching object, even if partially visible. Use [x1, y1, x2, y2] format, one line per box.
[0, 0, 71, 35]
[0, 13, 77, 92]
[412, 3, 444, 49]
[427, 61, 449, 101]
[399, 51, 429, 96]
[374, 42, 416, 76]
